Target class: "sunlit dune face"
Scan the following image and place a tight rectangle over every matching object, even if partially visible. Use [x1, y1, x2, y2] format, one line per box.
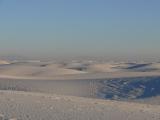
[0, 60, 10, 65]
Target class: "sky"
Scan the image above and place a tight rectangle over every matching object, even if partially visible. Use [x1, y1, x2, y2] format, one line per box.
[0, 0, 160, 60]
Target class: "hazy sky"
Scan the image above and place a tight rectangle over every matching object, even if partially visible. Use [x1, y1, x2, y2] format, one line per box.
[0, 0, 160, 59]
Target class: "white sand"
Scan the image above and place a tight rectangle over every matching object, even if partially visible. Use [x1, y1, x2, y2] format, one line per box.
[0, 61, 159, 80]
[0, 91, 159, 120]
[0, 60, 10, 65]
[0, 60, 160, 120]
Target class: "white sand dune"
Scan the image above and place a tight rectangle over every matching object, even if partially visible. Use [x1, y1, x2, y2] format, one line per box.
[0, 91, 159, 120]
[0, 60, 10, 65]
[87, 63, 122, 72]
[126, 63, 160, 72]
[0, 60, 160, 119]
[0, 61, 159, 80]
[0, 62, 86, 78]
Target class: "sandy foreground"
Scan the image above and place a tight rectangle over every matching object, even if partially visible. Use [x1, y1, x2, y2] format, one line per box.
[0, 91, 159, 120]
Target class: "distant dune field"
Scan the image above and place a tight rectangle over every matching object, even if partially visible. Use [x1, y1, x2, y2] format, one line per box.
[0, 60, 160, 80]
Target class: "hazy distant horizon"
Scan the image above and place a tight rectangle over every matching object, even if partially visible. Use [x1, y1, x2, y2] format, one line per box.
[0, 0, 160, 60]
[1, 54, 160, 63]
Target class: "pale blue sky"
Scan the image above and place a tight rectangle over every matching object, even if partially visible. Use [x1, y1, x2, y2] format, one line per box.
[0, 0, 160, 59]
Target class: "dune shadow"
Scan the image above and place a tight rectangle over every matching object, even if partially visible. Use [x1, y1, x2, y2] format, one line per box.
[98, 77, 160, 100]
